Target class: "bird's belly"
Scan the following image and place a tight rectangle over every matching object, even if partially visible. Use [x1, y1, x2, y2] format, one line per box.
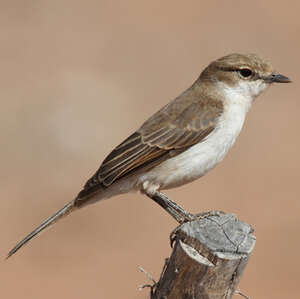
[143, 141, 230, 189]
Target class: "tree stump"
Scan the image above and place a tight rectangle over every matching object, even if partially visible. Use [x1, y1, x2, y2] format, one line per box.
[151, 213, 255, 299]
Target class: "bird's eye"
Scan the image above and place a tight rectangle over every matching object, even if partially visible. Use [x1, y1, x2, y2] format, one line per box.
[239, 68, 253, 78]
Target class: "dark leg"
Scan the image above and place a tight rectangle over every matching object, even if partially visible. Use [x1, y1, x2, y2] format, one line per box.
[145, 191, 194, 223]
[146, 190, 223, 224]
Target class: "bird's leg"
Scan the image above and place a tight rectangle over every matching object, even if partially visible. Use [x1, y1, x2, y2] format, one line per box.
[146, 191, 195, 224]
[145, 190, 223, 224]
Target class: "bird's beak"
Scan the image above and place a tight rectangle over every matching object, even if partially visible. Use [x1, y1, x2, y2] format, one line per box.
[266, 73, 292, 83]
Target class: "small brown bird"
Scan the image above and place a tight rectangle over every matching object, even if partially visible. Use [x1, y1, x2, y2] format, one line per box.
[7, 53, 291, 258]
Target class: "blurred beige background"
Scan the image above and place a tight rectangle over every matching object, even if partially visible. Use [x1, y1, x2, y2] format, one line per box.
[0, 1, 299, 298]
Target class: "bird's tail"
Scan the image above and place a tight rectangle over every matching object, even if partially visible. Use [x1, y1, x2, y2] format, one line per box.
[7, 199, 77, 259]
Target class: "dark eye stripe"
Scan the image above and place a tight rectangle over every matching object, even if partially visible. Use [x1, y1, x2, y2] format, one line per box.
[218, 66, 260, 79]
[218, 66, 237, 72]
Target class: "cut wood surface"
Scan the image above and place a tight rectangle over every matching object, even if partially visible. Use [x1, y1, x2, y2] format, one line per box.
[150, 213, 256, 299]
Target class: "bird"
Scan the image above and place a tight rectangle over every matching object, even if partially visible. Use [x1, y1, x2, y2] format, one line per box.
[7, 53, 291, 258]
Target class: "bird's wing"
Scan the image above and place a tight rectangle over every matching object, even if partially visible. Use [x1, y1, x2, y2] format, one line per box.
[78, 99, 223, 198]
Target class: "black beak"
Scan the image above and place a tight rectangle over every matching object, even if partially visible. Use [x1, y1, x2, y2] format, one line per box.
[266, 73, 292, 83]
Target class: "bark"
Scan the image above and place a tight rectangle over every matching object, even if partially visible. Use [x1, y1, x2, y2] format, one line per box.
[151, 213, 255, 299]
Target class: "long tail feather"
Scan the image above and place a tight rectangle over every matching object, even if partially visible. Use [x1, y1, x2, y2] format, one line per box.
[7, 199, 77, 259]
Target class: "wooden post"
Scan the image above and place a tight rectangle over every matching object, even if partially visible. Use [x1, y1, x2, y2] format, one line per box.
[150, 213, 255, 299]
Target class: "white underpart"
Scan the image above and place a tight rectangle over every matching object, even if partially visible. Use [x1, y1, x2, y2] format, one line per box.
[139, 80, 268, 195]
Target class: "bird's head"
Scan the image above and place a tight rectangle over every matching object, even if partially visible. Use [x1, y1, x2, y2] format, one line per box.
[199, 53, 291, 100]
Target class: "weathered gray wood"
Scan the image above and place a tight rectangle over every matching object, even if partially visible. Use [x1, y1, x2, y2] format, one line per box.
[151, 213, 255, 299]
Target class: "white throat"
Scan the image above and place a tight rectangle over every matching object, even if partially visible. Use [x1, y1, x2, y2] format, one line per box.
[219, 80, 268, 109]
